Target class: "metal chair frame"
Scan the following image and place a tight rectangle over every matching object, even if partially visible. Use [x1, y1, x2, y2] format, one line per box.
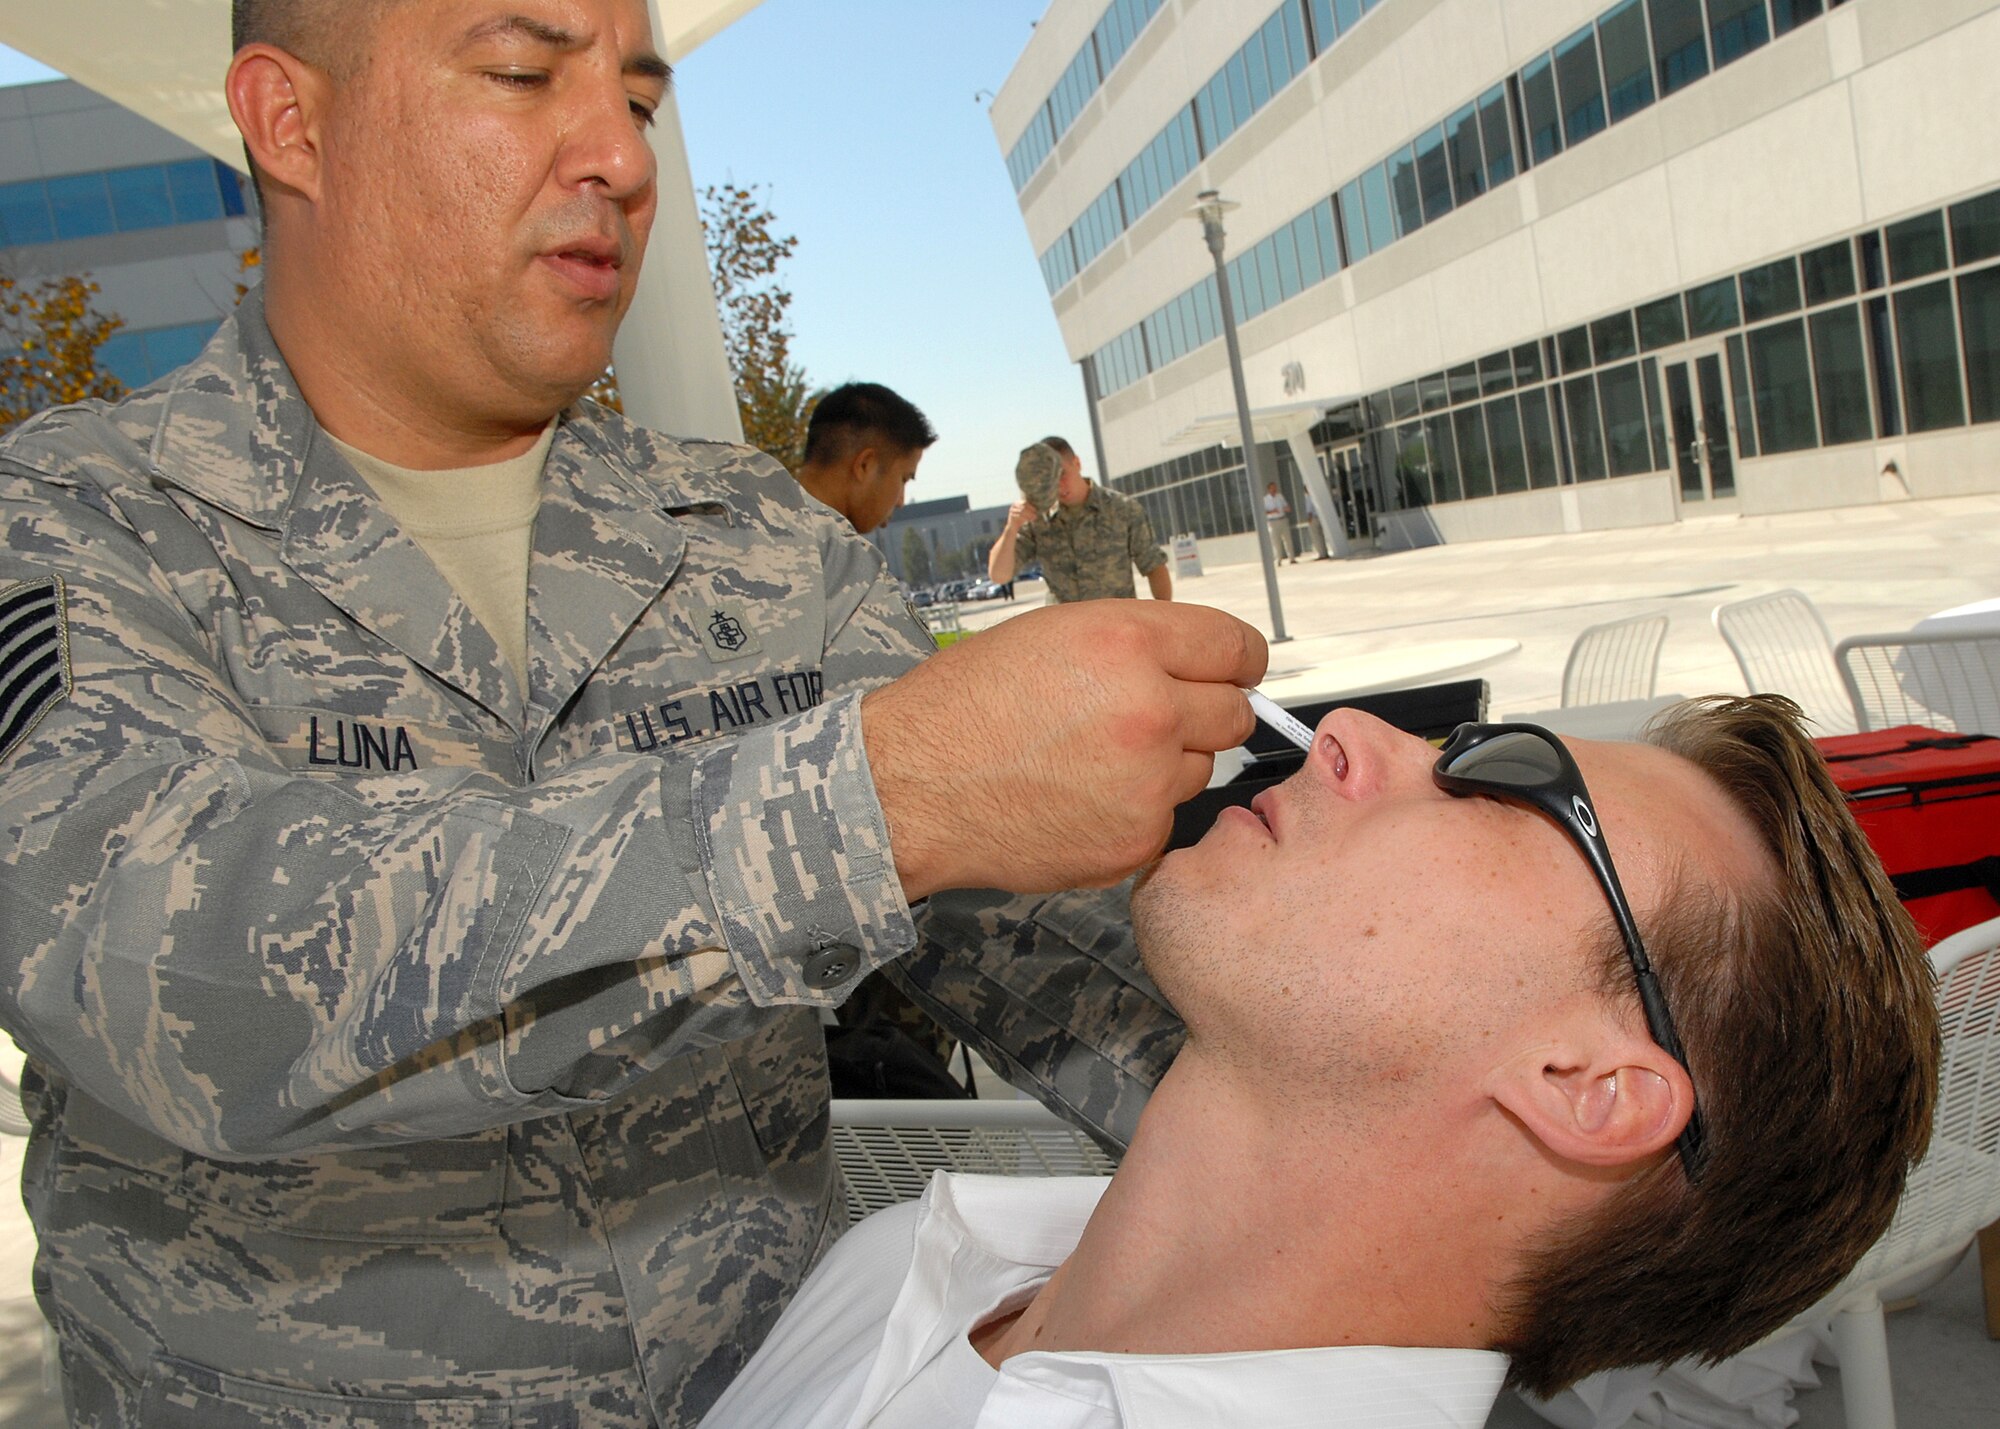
[1561, 613, 1669, 708]
[1836, 630, 2000, 737]
[1712, 589, 1858, 734]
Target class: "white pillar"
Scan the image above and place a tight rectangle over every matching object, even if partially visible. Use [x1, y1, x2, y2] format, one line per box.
[613, 82, 742, 442]
[1286, 428, 1350, 559]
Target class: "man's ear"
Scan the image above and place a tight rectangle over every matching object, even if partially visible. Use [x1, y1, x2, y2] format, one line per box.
[225, 44, 331, 203]
[851, 446, 882, 484]
[1490, 1016, 1693, 1170]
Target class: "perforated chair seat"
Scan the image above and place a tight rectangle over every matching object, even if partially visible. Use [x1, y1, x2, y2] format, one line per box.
[830, 1098, 1119, 1221]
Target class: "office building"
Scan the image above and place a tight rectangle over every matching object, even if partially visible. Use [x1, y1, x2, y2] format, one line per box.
[994, 0, 2000, 554]
[1, 79, 257, 392]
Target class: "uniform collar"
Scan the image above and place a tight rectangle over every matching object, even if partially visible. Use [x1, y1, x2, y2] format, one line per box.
[140, 289, 735, 731]
[141, 287, 726, 525]
[1051, 481, 1102, 522]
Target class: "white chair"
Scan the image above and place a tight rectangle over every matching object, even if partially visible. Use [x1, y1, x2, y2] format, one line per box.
[1561, 613, 1669, 708]
[1837, 631, 2000, 737]
[1795, 914, 2000, 1428]
[830, 1098, 1118, 1221]
[1712, 589, 1858, 734]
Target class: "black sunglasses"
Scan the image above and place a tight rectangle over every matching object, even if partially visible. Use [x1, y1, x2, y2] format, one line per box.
[1433, 723, 1707, 1182]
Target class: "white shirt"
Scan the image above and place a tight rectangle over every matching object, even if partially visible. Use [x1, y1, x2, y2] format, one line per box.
[1264, 491, 1288, 519]
[701, 1172, 1507, 1429]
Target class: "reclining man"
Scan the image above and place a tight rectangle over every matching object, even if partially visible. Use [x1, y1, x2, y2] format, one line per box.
[706, 696, 1940, 1427]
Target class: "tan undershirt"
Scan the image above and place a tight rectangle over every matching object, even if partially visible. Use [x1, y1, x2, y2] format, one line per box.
[329, 424, 554, 707]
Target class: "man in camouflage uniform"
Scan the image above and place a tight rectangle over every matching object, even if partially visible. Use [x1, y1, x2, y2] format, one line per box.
[0, 2, 1265, 1424]
[987, 437, 1171, 604]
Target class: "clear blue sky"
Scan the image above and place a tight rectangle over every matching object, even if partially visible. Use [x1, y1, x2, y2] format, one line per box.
[0, 3, 1088, 512]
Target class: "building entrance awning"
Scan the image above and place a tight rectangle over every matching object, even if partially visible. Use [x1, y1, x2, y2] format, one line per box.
[1164, 394, 1361, 450]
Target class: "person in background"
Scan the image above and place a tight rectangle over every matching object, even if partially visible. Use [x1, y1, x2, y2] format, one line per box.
[1264, 479, 1295, 563]
[988, 438, 1170, 603]
[793, 381, 936, 534]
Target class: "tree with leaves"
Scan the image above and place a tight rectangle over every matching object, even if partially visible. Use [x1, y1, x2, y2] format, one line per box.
[1, 272, 126, 436]
[701, 182, 819, 468]
[901, 526, 933, 590]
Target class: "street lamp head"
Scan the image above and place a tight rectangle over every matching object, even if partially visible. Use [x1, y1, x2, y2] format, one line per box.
[1190, 189, 1240, 230]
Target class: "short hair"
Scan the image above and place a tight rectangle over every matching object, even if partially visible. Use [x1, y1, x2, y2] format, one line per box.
[232, 0, 386, 75]
[1039, 435, 1076, 459]
[1497, 695, 1939, 1394]
[801, 383, 936, 468]
[232, 0, 394, 202]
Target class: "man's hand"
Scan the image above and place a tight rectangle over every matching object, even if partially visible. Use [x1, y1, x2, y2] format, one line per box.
[863, 602, 1267, 900]
[1006, 500, 1040, 529]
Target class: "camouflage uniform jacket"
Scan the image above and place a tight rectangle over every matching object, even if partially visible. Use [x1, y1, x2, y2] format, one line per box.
[1011, 482, 1166, 604]
[0, 290, 940, 1427]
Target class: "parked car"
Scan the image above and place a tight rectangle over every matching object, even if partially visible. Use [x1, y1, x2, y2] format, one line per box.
[964, 580, 1004, 601]
[937, 580, 972, 602]
[906, 588, 935, 608]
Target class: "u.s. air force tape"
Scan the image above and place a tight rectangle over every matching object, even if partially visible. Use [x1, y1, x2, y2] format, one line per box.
[0, 576, 72, 765]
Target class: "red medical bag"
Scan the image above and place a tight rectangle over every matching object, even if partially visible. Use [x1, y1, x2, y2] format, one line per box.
[1815, 726, 2000, 945]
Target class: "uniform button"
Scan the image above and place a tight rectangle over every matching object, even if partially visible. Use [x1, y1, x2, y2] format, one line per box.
[803, 944, 859, 988]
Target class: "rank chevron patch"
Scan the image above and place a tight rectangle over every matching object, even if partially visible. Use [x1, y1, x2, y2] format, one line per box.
[0, 576, 72, 765]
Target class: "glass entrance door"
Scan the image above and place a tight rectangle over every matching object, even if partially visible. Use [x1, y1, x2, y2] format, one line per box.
[1320, 444, 1375, 548]
[1661, 348, 1739, 506]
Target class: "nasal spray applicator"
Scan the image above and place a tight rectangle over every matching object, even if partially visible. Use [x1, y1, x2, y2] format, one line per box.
[1247, 690, 1315, 753]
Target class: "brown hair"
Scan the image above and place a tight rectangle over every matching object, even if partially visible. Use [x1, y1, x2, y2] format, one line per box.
[1497, 694, 1939, 1395]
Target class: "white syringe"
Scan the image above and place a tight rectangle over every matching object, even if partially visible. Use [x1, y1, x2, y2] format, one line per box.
[1247, 690, 1315, 753]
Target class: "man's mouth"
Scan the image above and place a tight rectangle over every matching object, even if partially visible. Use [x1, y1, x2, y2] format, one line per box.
[540, 242, 624, 300]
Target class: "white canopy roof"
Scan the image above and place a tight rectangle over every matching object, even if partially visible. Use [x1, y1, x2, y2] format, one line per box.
[0, 0, 765, 442]
[1166, 396, 1357, 450]
[0, 0, 764, 164]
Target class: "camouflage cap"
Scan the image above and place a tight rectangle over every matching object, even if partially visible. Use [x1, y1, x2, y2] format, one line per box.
[1014, 442, 1062, 514]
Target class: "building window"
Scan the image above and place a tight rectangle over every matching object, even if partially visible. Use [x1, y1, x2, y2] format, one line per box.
[1886, 211, 1950, 283]
[1739, 257, 1802, 323]
[1564, 376, 1609, 480]
[1415, 125, 1454, 224]
[1707, 0, 1771, 68]
[1521, 54, 1563, 165]
[1519, 388, 1563, 487]
[1686, 276, 1741, 337]
[1957, 265, 2000, 425]
[1591, 311, 1638, 365]
[1894, 279, 1968, 432]
[1598, 363, 1655, 475]
[1554, 26, 1608, 147]
[1801, 240, 1857, 305]
[1810, 304, 1874, 445]
[1598, 0, 1657, 124]
[1649, 0, 1711, 96]
[1453, 405, 1494, 498]
[1636, 294, 1687, 349]
[1486, 397, 1530, 492]
[1747, 318, 1818, 453]
[1951, 191, 2000, 267]
[1446, 104, 1485, 206]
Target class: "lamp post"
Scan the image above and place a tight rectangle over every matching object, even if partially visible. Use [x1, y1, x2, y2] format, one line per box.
[1191, 189, 1288, 643]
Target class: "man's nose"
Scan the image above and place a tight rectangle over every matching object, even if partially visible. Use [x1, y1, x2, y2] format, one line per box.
[560, 86, 657, 203]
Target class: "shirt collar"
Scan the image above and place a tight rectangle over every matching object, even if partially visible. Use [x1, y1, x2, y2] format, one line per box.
[868, 1174, 1507, 1429]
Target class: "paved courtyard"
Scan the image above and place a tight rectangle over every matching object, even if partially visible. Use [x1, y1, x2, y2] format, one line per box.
[3, 491, 1996, 1426]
